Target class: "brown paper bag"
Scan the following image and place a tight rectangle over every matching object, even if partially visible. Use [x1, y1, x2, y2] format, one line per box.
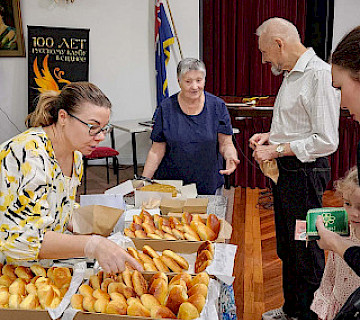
[259, 159, 279, 184]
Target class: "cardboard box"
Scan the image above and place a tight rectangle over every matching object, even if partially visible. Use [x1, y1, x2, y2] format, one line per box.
[183, 198, 209, 214]
[160, 198, 185, 215]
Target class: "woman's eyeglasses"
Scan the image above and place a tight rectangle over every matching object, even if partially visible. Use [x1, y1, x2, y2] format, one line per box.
[67, 112, 111, 136]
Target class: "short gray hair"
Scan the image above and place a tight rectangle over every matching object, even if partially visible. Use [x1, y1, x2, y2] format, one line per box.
[256, 17, 300, 43]
[177, 58, 206, 80]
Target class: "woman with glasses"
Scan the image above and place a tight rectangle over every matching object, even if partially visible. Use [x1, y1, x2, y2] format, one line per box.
[0, 82, 142, 274]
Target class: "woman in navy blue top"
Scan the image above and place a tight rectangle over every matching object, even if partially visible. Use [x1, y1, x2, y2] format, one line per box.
[142, 58, 239, 195]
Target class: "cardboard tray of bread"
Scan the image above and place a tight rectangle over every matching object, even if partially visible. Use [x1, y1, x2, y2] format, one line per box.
[123, 211, 232, 243]
[0, 261, 86, 320]
[64, 269, 220, 320]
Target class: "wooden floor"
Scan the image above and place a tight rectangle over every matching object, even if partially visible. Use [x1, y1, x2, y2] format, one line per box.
[230, 187, 343, 320]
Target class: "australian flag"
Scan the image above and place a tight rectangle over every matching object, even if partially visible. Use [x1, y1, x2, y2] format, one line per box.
[155, 0, 174, 107]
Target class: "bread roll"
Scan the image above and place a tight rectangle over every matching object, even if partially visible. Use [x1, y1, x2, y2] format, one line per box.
[126, 296, 141, 305]
[161, 225, 173, 234]
[35, 276, 51, 288]
[197, 240, 215, 258]
[59, 284, 69, 298]
[183, 225, 201, 241]
[140, 209, 152, 219]
[172, 229, 186, 240]
[127, 247, 139, 260]
[192, 214, 203, 223]
[70, 294, 83, 310]
[107, 282, 123, 294]
[30, 265, 46, 278]
[94, 297, 109, 313]
[149, 278, 168, 305]
[0, 286, 8, 293]
[159, 255, 183, 273]
[175, 224, 185, 232]
[143, 245, 160, 259]
[164, 233, 177, 240]
[9, 278, 26, 296]
[117, 283, 136, 299]
[168, 279, 187, 292]
[188, 293, 206, 313]
[130, 222, 143, 232]
[124, 228, 135, 238]
[135, 230, 148, 239]
[15, 266, 33, 282]
[154, 229, 165, 238]
[178, 302, 200, 320]
[89, 274, 101, 290]
[195, 250, 213, 273]
[127, 299, 151, 317]
[122, 268, 134, 288]
[169, 272, 192, 288]
[138, 252, 156, 266]
[47, 267, 55, 281]
[9, 294, 23, 309]
[132, 270, 148, 296]
[187, 283, 208, 298]
[100, 278, 115, 292]
[140, 293, 160, 311]
[149, 272, 168, 288]
[191, 221, 216, 241]
[144, 263, 158, 272]
[37, 284, 59, 308]
[53, 267, 72, 289]
[153, 257, 170, 273]
[206, 214, 221, 237]
[0, 275, 12, 287]
[151, 305, 177, 319]
[106, 299, 127, 315]
[143, 215, 155, 226]
[168, 216, 181, 228]
[147, 233, 163, 240]
[19, 293, 39, 310]
[82, 295, 96, 312]
[133, 215, 143, 225]
[2, 265, 16, 281]
[190, 272, 210, 287]
[109, 292, 127, 304]
[25, 283, 37, 295]
[0, 291, 10, 306]
[79, 284, 93, 297]
[163, 250, 189, 270]
[165, 285, 188, 314]
[181, 212, 192, 225]
[92, 288, 110, 301]
[142, 223, 156, 234]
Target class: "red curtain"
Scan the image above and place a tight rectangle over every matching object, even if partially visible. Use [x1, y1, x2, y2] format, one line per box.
[203, 0, 307, 97]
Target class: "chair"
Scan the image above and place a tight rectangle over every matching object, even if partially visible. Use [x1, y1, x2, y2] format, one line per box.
[83, 127, 119, 194]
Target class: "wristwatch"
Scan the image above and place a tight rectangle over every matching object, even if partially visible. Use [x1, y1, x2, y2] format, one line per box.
[276, 143, 285, 157]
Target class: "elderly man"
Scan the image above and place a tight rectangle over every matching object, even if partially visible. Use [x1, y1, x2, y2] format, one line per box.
[249, 18, 340, 320]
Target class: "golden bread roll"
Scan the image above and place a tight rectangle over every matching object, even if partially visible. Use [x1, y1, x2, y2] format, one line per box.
[168, 216, 181, 228]
[190, 272, 210, 287]
[138, 252, 156, 266]
[133, 215, 143, 225]
[35, 276, 51, 288]
[183, 225, 201, 241]
[140, 293, 161, 311]
[143, 216, 155, 226]
[193, 221, 217, 241]
[144, 263, 158, 272]
[19, 293, 39, 310]
[106, 299, 127, 315]
[25, 283, 37, 295]
[130, 222, 143, 232]
[188, 293, 206, 313]
[151, 305, 177, 319]
[142, 223, 156, 234]
[147, 233, 163, 240]
[178, 302, 200, 320]
[132, 270, 148, 296]
[197, 241, 215, 258]
[163, 250, 189, 270]
[168, 279, 187, 292]
[94, 297, 109, 313]
[79, 284, 93, 297]
[172, 229, 186, 240]
[127, 247, 139, 260]
[70, 294, 84, 310]
[187, 283, 208, 298]
[30, 265, 46, 278]
[159, 217, 170, 228]
[175, 224, 185, 232]
[153, 214, 161, 226]
[0, 291, 10, 306]
[47, 267, 55, 281]
[89, 274, 101, 290]
[127, 296, 141, 305]
[134, 230, 148, 239]
[0, 275, 12, 287]
[9, 278, 26, 296]
[9, 294, 23, 309]
[161, 225, 173, 235]
[206, 214, 221, 237]
[195, 250, 213, 273]
[110, 292, 127, 304]
[53, 267, 72, 289]
[164, 233, 177, 240]
[192, 214, 203, 223]
[82, 295, 96, 313]
[30, 275, 40, 284]
[37, 284, 59, 308]
[0, 286, 8, 293]
[143, 245, 160, 259]
[153, 257, 170, 273]
[100, 278, 115, 292]
[122, 268, 134, 288]
[59, 285, 69, 297]
[127, 299, 151, 317]
[92, 288, 110, 301]
[149, 278, 168, 305]
[169, 272, 192, 288]
[140, 209, 153, 218]
[2, 265, 16, 281]
[50, 296, 61, 309]
[117, 283, 136, 299]
[149, 272, 168, 287]
[165, 285, 188, 314]
[154, 229, 165, 238]
[139, 183, 177, 197]
[159, 255, 183, 273]
[181, 212, 193, 225]
[124, 228, 135, 238]
[15, 266, 33, 282]
[107, 282, 123, 294]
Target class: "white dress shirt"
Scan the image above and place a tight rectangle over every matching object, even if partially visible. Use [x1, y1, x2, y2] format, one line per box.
[269, 48, 340, 162]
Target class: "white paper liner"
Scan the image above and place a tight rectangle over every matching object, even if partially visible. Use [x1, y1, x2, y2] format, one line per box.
[47, 261, 86, 320]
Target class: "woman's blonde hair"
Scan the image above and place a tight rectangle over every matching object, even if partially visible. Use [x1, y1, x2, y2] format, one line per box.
[26, 82, 111, 128]
[334, 167, 359, 197]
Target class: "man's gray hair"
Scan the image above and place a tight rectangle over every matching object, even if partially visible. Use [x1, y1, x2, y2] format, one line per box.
[256, 17, 301, 43]
[177, 58, 206, 80]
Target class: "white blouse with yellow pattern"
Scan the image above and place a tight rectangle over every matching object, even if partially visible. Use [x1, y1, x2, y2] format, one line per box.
[0, 127, 83, 262]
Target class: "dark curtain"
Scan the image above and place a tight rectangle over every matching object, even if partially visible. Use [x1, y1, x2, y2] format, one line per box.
[202, 0, 307, 98]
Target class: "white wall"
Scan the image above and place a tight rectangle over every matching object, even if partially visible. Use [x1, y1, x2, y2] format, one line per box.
[0, 0, 199, 165]
[332, 0, 360, 50]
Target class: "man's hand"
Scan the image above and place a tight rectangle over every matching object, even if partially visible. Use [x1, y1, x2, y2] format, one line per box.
[249, 132, 270, 150]
[253, 144, 278, 162]
[219, 158, 240, 175]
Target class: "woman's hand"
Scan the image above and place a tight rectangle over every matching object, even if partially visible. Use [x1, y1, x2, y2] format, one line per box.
[219, 158, 240, 175]
[249, 132, 270, 150]
[84, 235, 143, 274]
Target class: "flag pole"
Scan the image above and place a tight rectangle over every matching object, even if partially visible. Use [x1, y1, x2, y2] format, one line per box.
[165, 0, 183, 60]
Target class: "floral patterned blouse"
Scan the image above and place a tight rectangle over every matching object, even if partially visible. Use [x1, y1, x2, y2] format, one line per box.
[0, 127, 83, 263]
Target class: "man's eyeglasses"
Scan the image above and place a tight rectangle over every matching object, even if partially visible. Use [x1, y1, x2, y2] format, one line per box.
[67, 112, 112, 136]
